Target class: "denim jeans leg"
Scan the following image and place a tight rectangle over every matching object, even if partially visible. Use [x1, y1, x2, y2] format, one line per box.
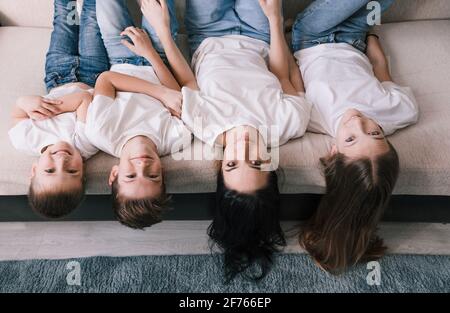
[234, 0, 270, 44]
[45, 0, 80, 92]
[141, 0, 178, 63]
[292, 0, 369, 52]
[333, 0, 395, 51]
[78, 0, 110, 87]
[185, 0, 239, 54]
[96, 0, 143, 65]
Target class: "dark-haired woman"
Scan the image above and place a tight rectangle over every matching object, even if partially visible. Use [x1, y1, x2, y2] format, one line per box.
[292, 0, 419, 273]
[140, 0, 311, 281]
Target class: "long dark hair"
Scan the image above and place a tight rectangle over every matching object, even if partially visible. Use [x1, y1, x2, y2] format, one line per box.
[300, 141, 400, 274]
[208, 170, 286, 281]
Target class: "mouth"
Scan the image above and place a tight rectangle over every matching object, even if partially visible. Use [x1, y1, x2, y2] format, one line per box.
[129, 155, 153, 161]
[51, 150, 72, 156]
[344, 114, 363, 125]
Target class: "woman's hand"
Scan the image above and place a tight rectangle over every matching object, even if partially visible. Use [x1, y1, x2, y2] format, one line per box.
[121, 26, 155, 58]
[17, 96, 62, 120]
[141, 0, 171, 38]
[160, 87, 182, 119]
[259, 0, 283, 22]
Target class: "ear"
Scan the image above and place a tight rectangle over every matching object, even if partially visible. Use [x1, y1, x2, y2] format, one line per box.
[330, 144, 338, 156]
[30, 163, 37, 180]
[109, 165, 119, 186]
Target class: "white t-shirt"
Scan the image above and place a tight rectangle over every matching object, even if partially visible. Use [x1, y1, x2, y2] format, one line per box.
[8, 85, 98, 159]
[85, 64, 192, 158]
[295, 43, 419, 137]
[181, 35, 312, 148]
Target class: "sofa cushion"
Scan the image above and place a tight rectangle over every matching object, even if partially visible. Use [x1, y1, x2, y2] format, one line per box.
[1, 19, 450, 196]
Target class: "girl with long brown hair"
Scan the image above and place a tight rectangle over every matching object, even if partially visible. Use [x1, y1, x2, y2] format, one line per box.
[292, 0, 419, 273]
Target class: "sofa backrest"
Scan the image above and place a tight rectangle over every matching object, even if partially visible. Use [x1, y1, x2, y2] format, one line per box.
[1, 0, 449, 29]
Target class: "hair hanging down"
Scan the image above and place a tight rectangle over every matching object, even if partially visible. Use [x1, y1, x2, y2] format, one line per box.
[209, 170, 286, 282]
[111, 179, 171, 229]
[300, 141, 400, 274]
[28, 179, 85, 219]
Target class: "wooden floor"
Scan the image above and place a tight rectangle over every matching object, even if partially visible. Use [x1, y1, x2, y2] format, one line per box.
[0, 221, 449, 261]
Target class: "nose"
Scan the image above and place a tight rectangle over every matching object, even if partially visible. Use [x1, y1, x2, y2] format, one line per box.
[131, 158, 151, 167]
[53, 157, 69, 171]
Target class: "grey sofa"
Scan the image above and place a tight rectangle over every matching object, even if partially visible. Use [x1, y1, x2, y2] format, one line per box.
[1, 0, 449, 221]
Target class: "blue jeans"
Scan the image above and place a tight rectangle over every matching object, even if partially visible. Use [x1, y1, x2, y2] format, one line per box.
[96, 0, 178, 66]
[185, 0, 271, 54]
[292, 0, 394, 53]
[45, 0, 109, 92]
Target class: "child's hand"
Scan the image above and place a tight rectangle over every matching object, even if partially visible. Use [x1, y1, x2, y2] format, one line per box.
[259, 0, 283, 22]
[160, 87, 182, 119]
[121, 27, 155, 57]
[141, 0, 171, 37]
[17, 96, 62, 120]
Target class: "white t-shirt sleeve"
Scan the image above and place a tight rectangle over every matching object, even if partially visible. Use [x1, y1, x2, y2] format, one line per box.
[282, 92, 312, 138]
[378, 81, 419, 135]
[74, 121, 99, 159]
[84, 95, 116, 153]
[181, 87, 227, 147]
[8, 119, 59, 156]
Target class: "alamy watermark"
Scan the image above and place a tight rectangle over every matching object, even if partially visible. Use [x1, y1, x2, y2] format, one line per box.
[366, 261, 382, 286]
[66, 1, 80, 26]
[66, 260, 81, 286]
[63, 260, 381, 287]
[367, 1, 383, 26]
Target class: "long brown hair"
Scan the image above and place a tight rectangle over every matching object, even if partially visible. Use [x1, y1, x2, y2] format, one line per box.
[300, 141, 400, 274]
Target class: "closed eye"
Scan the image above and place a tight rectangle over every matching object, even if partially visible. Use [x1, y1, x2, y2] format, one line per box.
[45, 169, 56, 174]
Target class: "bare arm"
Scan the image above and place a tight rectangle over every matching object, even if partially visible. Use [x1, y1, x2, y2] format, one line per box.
[120, 26, 181, 91]
[75, 94, 93, 123]
[10, 95, 63, 125]
[10, 91, 92, 126]
[57, 92, 94, 113]
[366, 35, 392, 82]
[10, 102, 29, 126]
[94, 71, 166, 99]
[141, 0, 199, 91]
[94, 71, 183, 118]
[260, 0, 300, 96]
[158, 33, 199, 91]
[144, 46, 181, 91]
[288, 54, 305, 93]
